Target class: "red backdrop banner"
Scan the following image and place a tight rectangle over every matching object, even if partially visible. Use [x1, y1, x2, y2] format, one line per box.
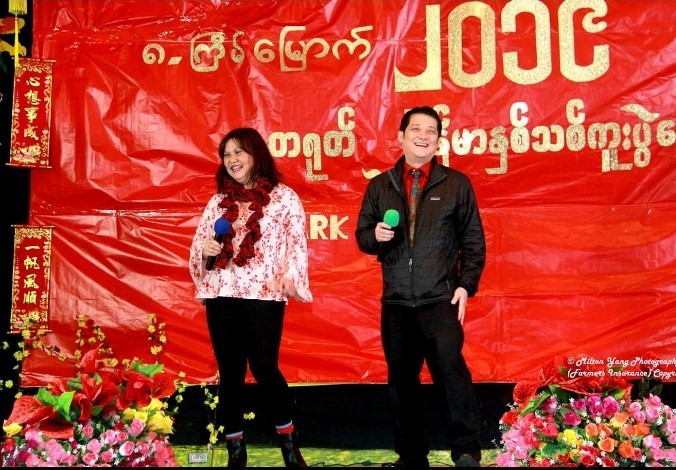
[21, 0, 676, 386]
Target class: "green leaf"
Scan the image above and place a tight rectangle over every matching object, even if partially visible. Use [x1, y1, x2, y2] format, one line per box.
[520, 390, 551, 416]
[133, 362, 164, 377]
[36, 387, 57, 406]
[54, 391, 75, 419]
[540, 442, 569, 459]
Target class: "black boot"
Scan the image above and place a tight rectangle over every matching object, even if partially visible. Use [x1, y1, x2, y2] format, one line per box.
[226, 437, 247, 468]
[278, 431, 307, 468]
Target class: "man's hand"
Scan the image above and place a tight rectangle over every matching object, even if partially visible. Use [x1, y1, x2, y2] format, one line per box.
[374, 221, 395, 243]
[451, 287, 468, 324]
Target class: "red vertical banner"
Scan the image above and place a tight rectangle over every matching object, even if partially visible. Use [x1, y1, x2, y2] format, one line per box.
[8, 58, 54, 168]
[10, 226, 53, 333]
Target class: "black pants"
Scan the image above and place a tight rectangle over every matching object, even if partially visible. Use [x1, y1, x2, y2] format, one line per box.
[381, 300, 482, 463]
[205, 297, 292, 436]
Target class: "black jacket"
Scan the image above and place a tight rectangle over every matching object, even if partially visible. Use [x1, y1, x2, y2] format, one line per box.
[355, 157, 486, 306]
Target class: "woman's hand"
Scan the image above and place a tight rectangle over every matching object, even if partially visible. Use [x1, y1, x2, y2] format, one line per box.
[281, 277, 298, 298]
[202, 239, 222, 259]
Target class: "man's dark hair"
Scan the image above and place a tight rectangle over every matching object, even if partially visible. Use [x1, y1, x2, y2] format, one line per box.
[399, 106, 442, 135]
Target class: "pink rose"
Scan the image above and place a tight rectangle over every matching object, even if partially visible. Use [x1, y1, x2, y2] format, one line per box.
[541, 397, 558, 415]
[563, 411, 582, 426]
[100, 449, 115, 463]
[129, 418, 146, 437]
[643, 434, 662, 449]
[82, 452, 99, 465]
[86, 439, 103, 453]
[81, 423, 94, 439]
[102, 429, 118, 445]
[45, 439, 67, 462]
[645, 406, 661, 423]
[119, 440, 135, 457]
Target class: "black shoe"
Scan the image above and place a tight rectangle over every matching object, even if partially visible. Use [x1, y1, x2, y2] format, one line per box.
[454, 453, 481, 467]
[226, 437, 247, 468]
[279, 431, 308, 468]
[382, 459, 405, 468]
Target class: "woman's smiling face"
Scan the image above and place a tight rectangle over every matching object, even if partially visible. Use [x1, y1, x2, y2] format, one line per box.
[222, 138, 254, 188]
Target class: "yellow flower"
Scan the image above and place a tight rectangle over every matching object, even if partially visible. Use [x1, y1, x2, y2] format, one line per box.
[148, 412, 173, 434]
[4, 380, 14, 389]
[122, 408, 149, 423]
[142, 398, 164, 412]
[3, 422, 22, 437]
[561, 429, 580, 446]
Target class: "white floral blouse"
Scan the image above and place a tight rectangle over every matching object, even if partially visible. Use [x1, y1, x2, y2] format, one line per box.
[189, 183, 313, 303]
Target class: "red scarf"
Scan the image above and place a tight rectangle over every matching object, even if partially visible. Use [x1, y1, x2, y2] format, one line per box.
[214, 177, 275, 268]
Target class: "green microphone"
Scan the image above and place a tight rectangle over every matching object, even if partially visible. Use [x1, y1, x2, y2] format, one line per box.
[383, 209, 400, 228]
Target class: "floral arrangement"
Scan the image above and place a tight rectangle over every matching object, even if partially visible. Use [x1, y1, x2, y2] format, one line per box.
[1, 313, 182, 467]
[496, 354, 676, 467]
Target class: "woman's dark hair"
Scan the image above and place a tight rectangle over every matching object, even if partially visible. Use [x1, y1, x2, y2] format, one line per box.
[215, 127, 282, 192]
[398, 106, 442, 135]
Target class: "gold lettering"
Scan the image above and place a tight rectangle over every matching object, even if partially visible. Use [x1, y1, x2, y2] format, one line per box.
[395, 4, 441, 92]
[502, 0, 552, 84]
[559, 0, 609, 82]
[448, 2, 496, 88]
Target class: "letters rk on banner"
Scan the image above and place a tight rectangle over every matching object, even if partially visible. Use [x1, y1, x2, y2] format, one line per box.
[10, 226, 53, 333]
[9, 58, 54, 168]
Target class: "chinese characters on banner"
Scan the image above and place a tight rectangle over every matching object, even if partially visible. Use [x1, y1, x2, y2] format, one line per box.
[10, 226, 53, 332]
[9, 58, 54, 168]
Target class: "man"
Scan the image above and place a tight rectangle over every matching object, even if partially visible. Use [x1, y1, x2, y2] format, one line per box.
[355, 106, 486, 468]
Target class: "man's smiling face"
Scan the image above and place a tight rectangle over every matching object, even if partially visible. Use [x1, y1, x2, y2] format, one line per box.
[398, 113, 440, 167]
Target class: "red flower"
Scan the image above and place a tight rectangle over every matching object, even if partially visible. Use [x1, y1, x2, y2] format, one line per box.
[118, 370, 153, 409]
[513, 381, 538, 406]
[150, 372, 176, 399]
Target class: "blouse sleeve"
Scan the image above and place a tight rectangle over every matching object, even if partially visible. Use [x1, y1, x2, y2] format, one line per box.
[189, 194, 221, 289]
[283, 190, 313, 303]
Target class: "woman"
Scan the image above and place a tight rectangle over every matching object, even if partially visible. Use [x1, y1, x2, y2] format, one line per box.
[189, 127, 312, 468]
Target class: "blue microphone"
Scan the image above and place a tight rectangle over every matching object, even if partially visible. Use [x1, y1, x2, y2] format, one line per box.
[206, 218, 231, 270]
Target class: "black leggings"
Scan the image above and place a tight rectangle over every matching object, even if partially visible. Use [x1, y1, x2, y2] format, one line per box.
[205, 297, 292, 435]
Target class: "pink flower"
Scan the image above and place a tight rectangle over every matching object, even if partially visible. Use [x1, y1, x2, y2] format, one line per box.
[643, 434, 663, 449]
[572, 397, 587, 411]
[45, 439, 67, 463]
[602, 396, 620, 418]
[81, 423, 94, 439]
[647, 394, 663, 407]
[101, 429, 118, 445]
[563, 411, 582, 426]
[82, 451, 99, 465]
[645, 406, 661, 423]
[632, 410, 647, 423]
[588, 395, 604, 415]
[86, 438, 103, 453]
[119, 439, 135, 457]
[496, 452, 518, 467]
[136, 440, 150, 455]
[541, 396, 558, 414]
[100, 449, 115, 463]
[628, 401, 643, 413]
[129, 417, 146, 437]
